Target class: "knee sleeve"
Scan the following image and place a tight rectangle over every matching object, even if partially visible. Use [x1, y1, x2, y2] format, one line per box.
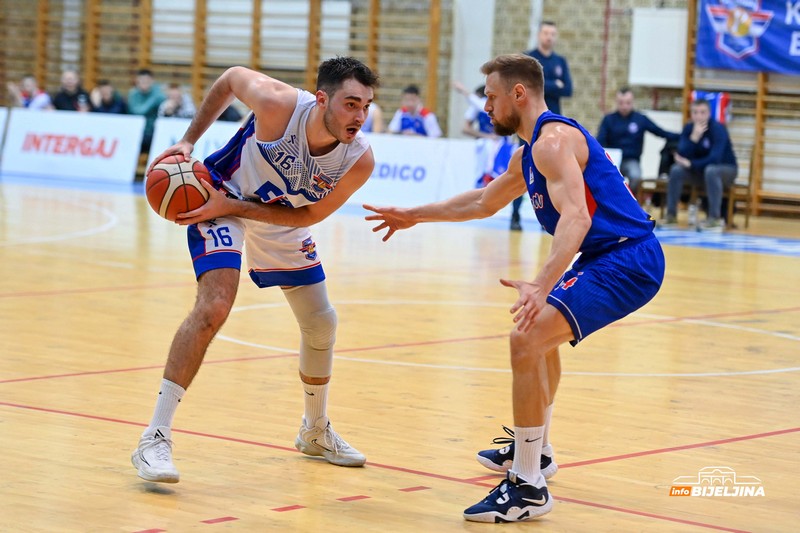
[283, 282, 337, 378]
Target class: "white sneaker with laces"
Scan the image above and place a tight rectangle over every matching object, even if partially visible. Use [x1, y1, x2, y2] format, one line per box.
[131, 426, 180, 483]
[294, 416, 366, 467]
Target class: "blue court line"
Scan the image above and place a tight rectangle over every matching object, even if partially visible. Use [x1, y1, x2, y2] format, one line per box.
[3, 173, 800, 257]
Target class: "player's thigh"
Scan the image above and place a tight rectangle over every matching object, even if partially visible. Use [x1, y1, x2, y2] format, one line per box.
[509, 305, 575, 355]
[195, 267, 240, 313]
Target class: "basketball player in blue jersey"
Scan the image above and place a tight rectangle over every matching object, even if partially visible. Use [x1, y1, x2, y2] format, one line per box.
[365, 54, 664, 522]
[131, 57, 379, 484]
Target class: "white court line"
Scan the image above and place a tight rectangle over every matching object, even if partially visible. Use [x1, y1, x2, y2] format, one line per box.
[0, 200, 119, 246]
[218, 301, 800, 378]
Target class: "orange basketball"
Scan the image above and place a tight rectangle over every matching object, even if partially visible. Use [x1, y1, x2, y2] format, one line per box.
[145, 156, 213, 221]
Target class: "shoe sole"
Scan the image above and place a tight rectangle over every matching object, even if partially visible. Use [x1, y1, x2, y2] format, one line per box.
[295, 436, 366, 467]
[476, 454, 558, 480]
[131, 453, 179, 483]
[463, 499, 554, 522]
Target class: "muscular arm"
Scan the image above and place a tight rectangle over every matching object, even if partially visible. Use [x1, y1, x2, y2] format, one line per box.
[365, 147, 527, 240]
[528, 124, 592, 291]
[177, 148, 375, 227]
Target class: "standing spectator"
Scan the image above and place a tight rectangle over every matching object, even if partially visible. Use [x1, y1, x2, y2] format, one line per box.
[361, 101, 385, 133]
[90, 79, 128, 114]
[52, 70, 92, 112]
[387, 85, 442, 137]
[663, 98, 738, 231]
[158, 83, 196, 119]
[453, 81, 521, 229]
[128, 69, 166, 152]
[596, 87, 679, 195]
[524, 21, 572, 115]
[6, 74, 52, 110]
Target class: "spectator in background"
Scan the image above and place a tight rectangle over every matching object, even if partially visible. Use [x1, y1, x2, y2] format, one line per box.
[218, 103, 243, 122]
[90, 79, 127, 114]
[52, 70, 92, 112]
[361, 101, 385, 133]
[524, 21, 572, 115]
[158, 83, 196, 119]
[7, 74, 52, 110]
[662, 98, 738, 231]
[387, 85, 442, 137]
[453, 81, 521, 230]
[596, 87, 679, 195]
[128, 69, 166, 152]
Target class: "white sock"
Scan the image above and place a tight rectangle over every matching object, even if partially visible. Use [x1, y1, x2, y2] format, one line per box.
[511, 426, 545, 487]
[543, 403, 554, 448]
[303, 382, 328, 427]
[144, 379, 185, 436]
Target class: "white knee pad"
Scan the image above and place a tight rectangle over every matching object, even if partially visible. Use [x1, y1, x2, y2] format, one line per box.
[282, 282, 337, 378]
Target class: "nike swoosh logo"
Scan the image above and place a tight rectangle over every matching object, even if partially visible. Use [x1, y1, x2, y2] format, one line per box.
[305, 391, 315, 396]
[524, 437, 542, 443]
[311, 438, 333, 453]
[523, 496, 547, 505]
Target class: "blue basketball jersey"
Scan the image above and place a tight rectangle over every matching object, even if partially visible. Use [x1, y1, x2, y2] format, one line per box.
[521, 111, 655, 255]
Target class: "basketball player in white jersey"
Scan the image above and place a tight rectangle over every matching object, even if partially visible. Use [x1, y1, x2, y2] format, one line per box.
[132, 57, 379, 483]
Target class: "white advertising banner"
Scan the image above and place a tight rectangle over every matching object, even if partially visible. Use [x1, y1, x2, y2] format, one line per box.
[0, 109, 144, 182]
[351, 133, 477, 208]
[149, 117, 242, 165]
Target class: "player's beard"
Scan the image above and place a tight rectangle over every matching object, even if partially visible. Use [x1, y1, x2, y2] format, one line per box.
[492, 109, 520, 137]
[323, 108, 352, 144]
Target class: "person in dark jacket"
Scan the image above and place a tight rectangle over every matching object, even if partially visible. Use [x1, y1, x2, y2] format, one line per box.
[663, 99, 737, 231]
[90, 80, 128, 114]
[523, 21, 572, 115]
[597, 87, 679, 194]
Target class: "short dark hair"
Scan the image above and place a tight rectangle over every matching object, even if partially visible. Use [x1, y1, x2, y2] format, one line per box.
[691, 98, 711, 109]
[316, 56, 380, 95]
[403, 84, 420, 95]
[481, 54, 544, 95]
[617, 86, 632, 95]
[97, 79, 111, 87]
[540, 20, 557, 28]
[136, 68, 154, 77]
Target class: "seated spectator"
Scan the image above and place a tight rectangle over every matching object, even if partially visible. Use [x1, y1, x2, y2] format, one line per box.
[596, 87, 679, 195]
[387, 85, 442, 137]
[128, 69, 166, 153]
[90, 79, 127, 114]
[361, 101, 385, 133]
[662, 98, 737, 231]
[52, 70, 92, 112]
[7, 74, 52, 110]
[218, 103, 243, 122]
[158, 83, 196, 119]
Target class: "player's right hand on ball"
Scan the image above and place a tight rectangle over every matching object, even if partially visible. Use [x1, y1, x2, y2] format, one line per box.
[147, 140, 195, 174]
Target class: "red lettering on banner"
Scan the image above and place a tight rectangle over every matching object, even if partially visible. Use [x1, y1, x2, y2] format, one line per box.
[20, 133, 118, 158]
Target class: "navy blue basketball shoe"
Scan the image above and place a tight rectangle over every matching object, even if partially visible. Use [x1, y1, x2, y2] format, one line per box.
[463, 470, 553, 522]
[476, 425, 558, 479]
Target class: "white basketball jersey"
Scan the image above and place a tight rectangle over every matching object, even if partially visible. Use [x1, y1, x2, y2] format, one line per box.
[205, 89, 370, 208]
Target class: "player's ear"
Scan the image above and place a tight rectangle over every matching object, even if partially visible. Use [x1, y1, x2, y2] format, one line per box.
[513, 83, 525, 101]
[315, 90, 328, 108]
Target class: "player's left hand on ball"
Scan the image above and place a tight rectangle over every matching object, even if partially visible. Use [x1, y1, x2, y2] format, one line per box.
[175, 180, 230, 225]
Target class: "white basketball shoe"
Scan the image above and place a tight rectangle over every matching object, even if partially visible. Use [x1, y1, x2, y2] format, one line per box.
[131, 426, 180, 483]
[294, 416, 366, 467]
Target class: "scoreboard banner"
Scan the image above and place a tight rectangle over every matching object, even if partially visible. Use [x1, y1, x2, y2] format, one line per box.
[696, 0, 800, 75]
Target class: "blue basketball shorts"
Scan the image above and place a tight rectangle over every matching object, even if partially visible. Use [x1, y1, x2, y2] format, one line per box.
[187, 215, 326, 288]
[546, 234, 665, 346]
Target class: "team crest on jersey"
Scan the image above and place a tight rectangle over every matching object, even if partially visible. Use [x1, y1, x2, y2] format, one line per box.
[312, 173, 334, 193]
[299, 237, 318, 261]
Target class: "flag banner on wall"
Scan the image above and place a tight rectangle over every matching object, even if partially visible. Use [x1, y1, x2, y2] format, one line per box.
[696, 0, 800, 75]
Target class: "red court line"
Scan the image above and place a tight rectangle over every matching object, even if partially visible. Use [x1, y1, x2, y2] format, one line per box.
[337, 495, 370, 502]
[561, 426, 800, 469]
[554, 495, 751, 533]
[200, 516, 238, 524]
[0, 400, 771, 532]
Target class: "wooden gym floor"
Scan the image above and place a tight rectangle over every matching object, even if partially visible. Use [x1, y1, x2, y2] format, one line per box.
[0, 178, 798, 532]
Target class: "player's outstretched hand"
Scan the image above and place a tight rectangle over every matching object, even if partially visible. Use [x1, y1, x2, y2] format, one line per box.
[499, 278, 546, 333]
[363, 204, 416, 242]
[147, 140, 195, 175]
[175, 179, 233, 225]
